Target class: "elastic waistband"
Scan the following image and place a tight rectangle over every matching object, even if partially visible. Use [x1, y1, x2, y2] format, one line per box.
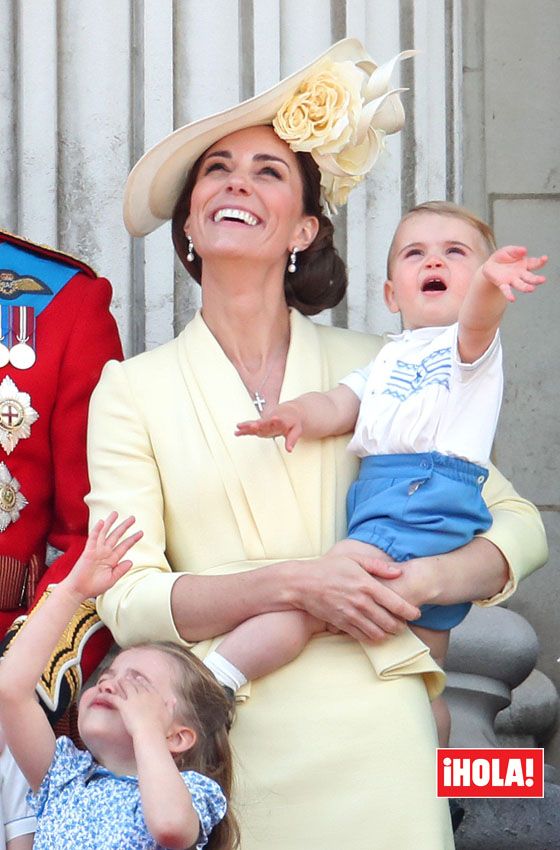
[358, 452, 489, 486]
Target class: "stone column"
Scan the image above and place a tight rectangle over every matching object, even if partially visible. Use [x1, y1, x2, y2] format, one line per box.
[445, 605, 559, 848]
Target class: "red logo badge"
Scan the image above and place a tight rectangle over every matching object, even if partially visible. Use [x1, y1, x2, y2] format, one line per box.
[437, 748, 544, 798]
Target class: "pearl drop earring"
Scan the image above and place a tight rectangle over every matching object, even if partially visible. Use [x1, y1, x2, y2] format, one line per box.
[288, 247, 298, 273]
[186, 235, 195, 262]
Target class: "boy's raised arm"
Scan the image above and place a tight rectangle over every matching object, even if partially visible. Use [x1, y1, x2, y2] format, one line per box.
[458, 246, 547, 363]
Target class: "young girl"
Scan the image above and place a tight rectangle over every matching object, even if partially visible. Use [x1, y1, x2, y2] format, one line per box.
[207, 201, 547, 749]
[0, 513, 237, 850]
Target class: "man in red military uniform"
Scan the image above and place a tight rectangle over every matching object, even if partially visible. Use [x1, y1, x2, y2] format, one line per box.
[0, 229, 123, 724]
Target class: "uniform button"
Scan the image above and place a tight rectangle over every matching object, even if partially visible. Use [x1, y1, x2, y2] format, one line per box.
[477, 475, 485, 484]
[420, 460, 429, 469]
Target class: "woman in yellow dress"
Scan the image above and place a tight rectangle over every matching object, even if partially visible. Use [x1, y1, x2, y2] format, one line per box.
[86, 39, 547, 849]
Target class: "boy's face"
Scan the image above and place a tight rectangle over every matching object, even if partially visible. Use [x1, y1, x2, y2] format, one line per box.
[384, 212, 490, 330]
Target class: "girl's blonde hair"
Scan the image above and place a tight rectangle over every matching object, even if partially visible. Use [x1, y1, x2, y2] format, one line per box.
[386, 200, 497, 278]
[127, 641, 239, 850]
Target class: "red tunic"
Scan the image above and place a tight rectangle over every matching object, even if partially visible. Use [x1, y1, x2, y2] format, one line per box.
[0, 230, 123, 720]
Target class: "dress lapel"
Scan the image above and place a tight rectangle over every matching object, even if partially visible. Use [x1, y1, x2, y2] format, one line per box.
[177, 311, 324, 559]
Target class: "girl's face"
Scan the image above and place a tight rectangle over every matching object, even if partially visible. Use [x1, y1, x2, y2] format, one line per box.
[78, 647, 183, 762]
[185, 125, 318, 272]
[384, 212, 490, 329]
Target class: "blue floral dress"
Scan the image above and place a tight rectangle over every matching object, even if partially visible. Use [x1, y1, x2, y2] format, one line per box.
[28, 737, 226, 849]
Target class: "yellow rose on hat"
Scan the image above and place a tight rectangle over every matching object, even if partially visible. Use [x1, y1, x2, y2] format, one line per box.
[273, 50, 415, 210]
[273, 61, 364, 156]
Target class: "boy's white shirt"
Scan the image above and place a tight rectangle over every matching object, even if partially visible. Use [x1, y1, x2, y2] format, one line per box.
[341, 323, 502, 466]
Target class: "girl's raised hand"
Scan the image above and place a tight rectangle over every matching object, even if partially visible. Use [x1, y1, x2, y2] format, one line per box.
[112, 672, 176, 739]
[67, 512, 143, 599]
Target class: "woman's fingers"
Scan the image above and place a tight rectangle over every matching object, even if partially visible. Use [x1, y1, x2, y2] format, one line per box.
[303, 555, 419, 641]
[357, 560, 421, 621]
[328, 601, 407, 642]
[328, 538, 395, 564]
[357, 558, 401, 579]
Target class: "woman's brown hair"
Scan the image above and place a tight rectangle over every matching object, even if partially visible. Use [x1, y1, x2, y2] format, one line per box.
[171, 139, 347, 316]
[129, 641, 239, 850]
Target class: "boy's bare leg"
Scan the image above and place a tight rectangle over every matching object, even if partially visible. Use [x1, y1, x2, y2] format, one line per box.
[410, 625, 451, 747]
[215, 610, 324, 683]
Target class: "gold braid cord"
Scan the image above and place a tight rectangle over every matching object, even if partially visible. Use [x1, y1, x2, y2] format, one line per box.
[4, 587, 104, 712]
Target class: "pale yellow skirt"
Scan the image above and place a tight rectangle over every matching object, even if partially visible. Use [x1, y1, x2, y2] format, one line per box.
[226, 631, 454, 850]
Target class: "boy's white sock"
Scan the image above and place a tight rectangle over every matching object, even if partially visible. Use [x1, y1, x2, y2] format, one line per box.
[204, 650, 247, 691]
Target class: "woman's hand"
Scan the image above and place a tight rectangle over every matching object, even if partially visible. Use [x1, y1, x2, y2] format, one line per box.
[292, 546, 421, 643]
[388, 538, 510, 608]
[327, 538, 395, 564]
[369, 558, 435, 611]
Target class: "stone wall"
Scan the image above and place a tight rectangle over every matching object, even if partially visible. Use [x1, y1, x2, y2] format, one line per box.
[462, 0, 560, 769]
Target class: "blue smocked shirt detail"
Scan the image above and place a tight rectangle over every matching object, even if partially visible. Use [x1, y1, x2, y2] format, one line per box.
[382, 346, 452, 401]
[28, 737, 226, 850]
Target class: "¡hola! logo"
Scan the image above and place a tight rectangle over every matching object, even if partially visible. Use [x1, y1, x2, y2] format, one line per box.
[437, 748, 544, 798]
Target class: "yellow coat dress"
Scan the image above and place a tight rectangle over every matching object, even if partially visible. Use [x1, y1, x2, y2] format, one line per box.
[87, 309, 547, 850]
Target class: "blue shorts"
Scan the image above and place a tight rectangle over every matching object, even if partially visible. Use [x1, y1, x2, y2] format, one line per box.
[346, 452, 492, 630]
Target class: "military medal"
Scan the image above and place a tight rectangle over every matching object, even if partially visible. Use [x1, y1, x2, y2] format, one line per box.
[0, 461, 27, 532]
[9, 306, 36, 369]
[0, 375, 39, 454]
[0, 306, 9, 367]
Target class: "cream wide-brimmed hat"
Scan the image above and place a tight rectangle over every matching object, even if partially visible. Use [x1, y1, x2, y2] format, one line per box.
[124, 38, 415, 237]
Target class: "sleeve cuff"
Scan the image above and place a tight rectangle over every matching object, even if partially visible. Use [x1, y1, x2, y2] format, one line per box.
[98, 570, 193, 648]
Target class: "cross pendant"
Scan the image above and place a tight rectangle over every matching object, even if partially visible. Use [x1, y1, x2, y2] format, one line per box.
[252, 391, 266, 413]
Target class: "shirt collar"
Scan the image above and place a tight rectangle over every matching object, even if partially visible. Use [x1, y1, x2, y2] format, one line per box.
[387, 325, 448, 343]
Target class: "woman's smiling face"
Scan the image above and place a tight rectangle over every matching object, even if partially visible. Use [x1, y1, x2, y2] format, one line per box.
[185, 125, 318, 270]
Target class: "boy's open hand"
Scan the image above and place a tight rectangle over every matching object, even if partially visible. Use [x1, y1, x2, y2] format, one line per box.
[67, 512, 143, 599]
[236, 403, 304, 452]
[483, 246, 547, 302]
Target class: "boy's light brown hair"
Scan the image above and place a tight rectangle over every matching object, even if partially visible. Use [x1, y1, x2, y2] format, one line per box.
[386, 200, 498, 279]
